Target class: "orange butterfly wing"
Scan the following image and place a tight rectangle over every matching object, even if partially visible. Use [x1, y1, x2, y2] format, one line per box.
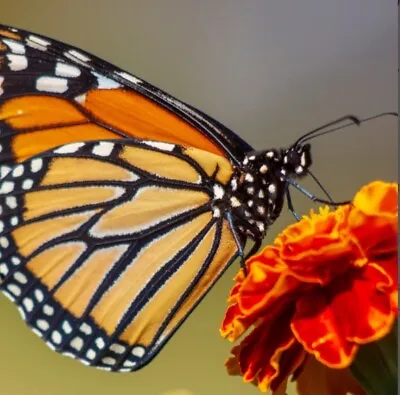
[0, 24, 250, 370]
[0, 139, 238, 370]
[0, 24, 252, 175]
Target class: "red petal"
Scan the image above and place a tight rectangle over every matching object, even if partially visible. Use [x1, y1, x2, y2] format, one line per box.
[231, 308, 304, 392]
[220, 303, 256, 341]
[239, 254, 306, 317]
[349, 181, 398, 258]
[291, 265, 394, 368]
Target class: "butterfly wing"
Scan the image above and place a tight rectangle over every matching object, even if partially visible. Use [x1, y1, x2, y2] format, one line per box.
[0, 24, 253, 178]
[0, 138, 238, 371]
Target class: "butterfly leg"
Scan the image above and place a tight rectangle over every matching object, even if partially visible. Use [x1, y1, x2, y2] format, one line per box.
[286, 186, 301, 221]
[226, 211, 248, 275]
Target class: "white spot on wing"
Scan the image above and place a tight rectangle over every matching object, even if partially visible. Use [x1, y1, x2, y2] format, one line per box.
[12, 165, 24, 178]
[0, 165, 11, 178]
[142, 141, 175, 151]
[54, 142, 85, 154]
[2, 38, 25, 54]
[62, 321, 73, 334]
[0, 263, 8, 276]
[31, 158, 43, 172]
[213, 207, 221, 218]
[36, 76, 68, 93]
[22, 179, 34, 190]
[14, 271, 27, 284]
[131, 346, 145, 358]
[66, 49, 90, 63]
[6, 54, 28, 71]
[80, 323, 92, 335]
[115, 71, 142, 85]
[0, 76, 4, 96]
[34, 289, 44, 302]
[43, 304, 54, 316]
[6, 196, 17, 209]
[96, 337, 105, 349]
[71, 337, 84, 351]
[213, 184, 225, 199]
[11, 256, 21, 265]
[123, 360, 136, 368]
[102, 357, 116, 366]
[93, 72, 121, 89]
[110, 344, 126, 354]
[55, 62, 81, 78]
[7, 284, 21, 296]
[74, 93, 87, 104]
[51, 331, 62, 345]
[22, 297, 34, 312]
[0, 181, 14, 194]
[92, 142, 114, 157]
[37, 319, 49, 331]
[27, 35, 51, 48]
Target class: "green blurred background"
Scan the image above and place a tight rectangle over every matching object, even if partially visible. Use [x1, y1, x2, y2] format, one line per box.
[0, 1, 397, 394]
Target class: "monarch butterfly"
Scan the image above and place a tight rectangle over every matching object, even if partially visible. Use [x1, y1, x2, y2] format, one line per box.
[0, 24, 395, 372]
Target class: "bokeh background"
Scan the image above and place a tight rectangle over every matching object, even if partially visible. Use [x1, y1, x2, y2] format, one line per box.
[0, 1, 397, 395]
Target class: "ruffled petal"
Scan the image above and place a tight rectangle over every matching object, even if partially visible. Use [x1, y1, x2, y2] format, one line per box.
[221, 180, 398, 393]
[291, 265, 394, 368]
[348, 181, 398, 259]
[220, 303, 257, 341]
[267, 206, 360, 285]
[225, 309, 305, 392]
[239, 261, 305, 316]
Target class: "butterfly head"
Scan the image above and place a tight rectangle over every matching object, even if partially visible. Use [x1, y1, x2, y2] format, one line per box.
[280, 143, 312, 179]
[243, 142, 312, 181]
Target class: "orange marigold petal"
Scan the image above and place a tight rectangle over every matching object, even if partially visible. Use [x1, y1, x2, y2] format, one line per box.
[239, 252, 306, 316]
[265, 205, 360, 285]
[269, 341, 306, 392]
[348, 181, 398, 258]
[220, 303, 256, 341]
[226, 308, 303, 393]
[353, 181, 398, 217]
[291, 265, 394, 368]
[222, 181, 398, 392]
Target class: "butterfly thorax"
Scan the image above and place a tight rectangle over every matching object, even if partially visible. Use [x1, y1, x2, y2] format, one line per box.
[211, 144, 312, 240]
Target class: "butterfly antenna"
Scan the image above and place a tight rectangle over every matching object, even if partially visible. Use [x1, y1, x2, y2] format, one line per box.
[285, 177, 350, 206]
[293, 115, 361, 147]
[306, 170, 334, 203]
[295, 112, 398, 146]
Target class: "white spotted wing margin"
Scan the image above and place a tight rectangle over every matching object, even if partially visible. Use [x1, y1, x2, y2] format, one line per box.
[0, 24, 253, 162]
[0, 138, 239, 371]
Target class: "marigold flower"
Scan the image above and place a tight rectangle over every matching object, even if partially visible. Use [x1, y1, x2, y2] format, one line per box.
[221, 181, 398, 394]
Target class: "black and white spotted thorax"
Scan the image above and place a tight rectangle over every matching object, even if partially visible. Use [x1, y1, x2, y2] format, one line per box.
[211, 144, 312, 238]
